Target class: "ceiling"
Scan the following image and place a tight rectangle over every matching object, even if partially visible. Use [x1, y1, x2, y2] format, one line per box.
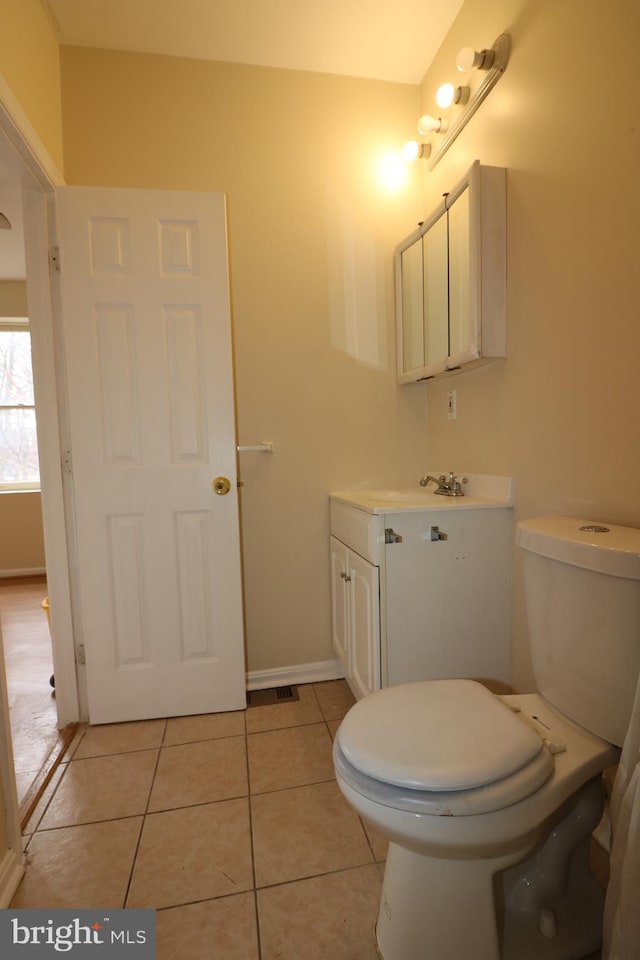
[2, 1, 464, 282]
[43, 0, 463, 85]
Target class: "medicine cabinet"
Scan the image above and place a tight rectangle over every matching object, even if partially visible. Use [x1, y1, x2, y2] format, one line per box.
[395, 161, 506, 384]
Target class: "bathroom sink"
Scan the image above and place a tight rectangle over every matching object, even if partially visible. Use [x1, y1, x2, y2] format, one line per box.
[362, 489, 436, 503]
[329, 475, 515, 514]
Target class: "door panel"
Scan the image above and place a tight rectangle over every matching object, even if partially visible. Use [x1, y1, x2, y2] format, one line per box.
[330, 537, 349, 669]
[349, 551, 380, 700]
[55, 187, 245, 723]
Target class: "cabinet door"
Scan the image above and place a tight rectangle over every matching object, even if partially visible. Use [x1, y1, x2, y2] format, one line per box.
[423, 210, 449, 374]
[383, 510, 511, 687]
[399, 237, 425, 374]
[447, 183, 478, 367]
[396, 206, 449, 383]
[348, 551, 381, 700]
[330, 536, 349, 670]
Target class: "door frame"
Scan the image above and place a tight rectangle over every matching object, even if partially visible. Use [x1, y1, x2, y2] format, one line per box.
[0, 74, 80, 728]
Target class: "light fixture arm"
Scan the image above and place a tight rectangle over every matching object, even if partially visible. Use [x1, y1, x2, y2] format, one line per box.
[427, 33, 511, 170]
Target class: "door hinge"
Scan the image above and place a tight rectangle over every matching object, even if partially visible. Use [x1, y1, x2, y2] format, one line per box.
[49, 245, 61, 274]
[62, 450, 73, 475]
[76, 643, 86, 665]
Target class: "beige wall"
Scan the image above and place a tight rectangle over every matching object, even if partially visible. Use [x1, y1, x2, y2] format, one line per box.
[0, 0, 63, 173]
[418, 0, 640, 690]
[60, 49, 430, 674]
[0, 280, 28, 316]
[0, 281, 45, 574]
[0, 492, 45, 574]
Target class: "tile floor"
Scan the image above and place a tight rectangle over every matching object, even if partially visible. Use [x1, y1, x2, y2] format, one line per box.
[11, 680, 388, 960]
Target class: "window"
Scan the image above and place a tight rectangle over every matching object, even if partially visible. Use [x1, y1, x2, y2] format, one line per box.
[0, 318, 40, 491]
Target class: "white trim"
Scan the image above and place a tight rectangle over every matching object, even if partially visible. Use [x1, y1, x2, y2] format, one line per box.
[0, 73, 64, 189]
[0, 567, 46, 579]
[0, 72, 79, 729]
[22, 185, 79, 727]
[0, 848, 25, 907]
[0, 484, 41, 493]
[246, 658, 345, 691]
[0, 318, 29, 328]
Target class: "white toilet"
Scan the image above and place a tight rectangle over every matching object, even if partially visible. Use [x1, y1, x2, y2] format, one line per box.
[334, 516, 640, 960]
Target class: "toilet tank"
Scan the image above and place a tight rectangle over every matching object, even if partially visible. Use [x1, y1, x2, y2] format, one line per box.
[517, 517, 640, 747]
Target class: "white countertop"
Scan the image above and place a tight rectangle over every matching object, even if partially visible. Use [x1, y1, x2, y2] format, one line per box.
[330, 474, 514, 515]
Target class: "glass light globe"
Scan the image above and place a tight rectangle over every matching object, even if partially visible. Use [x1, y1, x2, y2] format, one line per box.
[436, 83, 455, 108]
[456, 47, 478, 71]
[417, 114, 442, 135]
[402, 141, 420, 161]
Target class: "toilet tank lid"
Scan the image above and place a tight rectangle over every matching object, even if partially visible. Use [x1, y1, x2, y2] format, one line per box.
[337, 680, 545, 793]
[517, 517, 640, 580]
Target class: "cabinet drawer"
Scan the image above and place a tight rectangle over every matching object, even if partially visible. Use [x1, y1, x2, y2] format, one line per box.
[330, 500, 382, 565]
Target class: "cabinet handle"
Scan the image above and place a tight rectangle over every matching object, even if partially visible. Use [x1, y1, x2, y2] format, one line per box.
[340, 571, 352, 582]
[430, 525, 448, 541]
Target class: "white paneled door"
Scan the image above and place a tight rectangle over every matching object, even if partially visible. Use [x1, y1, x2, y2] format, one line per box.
[55, 188, 246, 723]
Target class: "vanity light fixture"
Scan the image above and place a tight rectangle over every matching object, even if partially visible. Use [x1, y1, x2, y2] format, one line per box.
[402, 141, 432, 161]
[418, 33, 511, 170]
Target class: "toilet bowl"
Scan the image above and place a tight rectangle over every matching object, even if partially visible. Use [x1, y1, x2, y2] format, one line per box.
[333, 516, 640, 960]
[334, 680, 618, 960]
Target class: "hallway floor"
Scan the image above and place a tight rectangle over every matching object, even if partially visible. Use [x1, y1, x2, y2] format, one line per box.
[11, 680, 387, 959]
[0, 577, 59, 804]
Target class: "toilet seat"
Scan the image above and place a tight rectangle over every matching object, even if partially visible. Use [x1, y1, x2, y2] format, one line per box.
[335, 680, 555, 816]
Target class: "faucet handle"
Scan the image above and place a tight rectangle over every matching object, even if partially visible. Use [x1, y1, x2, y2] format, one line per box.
[448, 472, 468, 492]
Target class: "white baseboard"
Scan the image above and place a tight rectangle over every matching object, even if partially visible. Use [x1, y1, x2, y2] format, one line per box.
[0, 567, 46, 579]
[0, 847, 25, 908]
[247, 658, 345, 691]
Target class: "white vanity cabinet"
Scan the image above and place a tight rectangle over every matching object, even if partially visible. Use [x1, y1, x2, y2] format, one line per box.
[329, 499, 382, 699]
[329, 479, 513, 700]
[396, 161, 506, 383]
[330, 537, 380, 701]
[381, 508, 512, 687]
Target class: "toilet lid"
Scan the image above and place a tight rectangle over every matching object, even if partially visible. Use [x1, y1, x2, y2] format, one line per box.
[338, 679, 546, 792]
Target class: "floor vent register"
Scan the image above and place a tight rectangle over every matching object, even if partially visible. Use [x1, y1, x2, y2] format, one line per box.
[247, 685, 300, 707]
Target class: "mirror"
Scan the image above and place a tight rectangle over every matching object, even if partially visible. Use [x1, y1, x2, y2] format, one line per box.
[423, 211, 449, 372]
[447, 185, 473, 362]
[395, 205, 450, 382]
[400, 236, 424, 373]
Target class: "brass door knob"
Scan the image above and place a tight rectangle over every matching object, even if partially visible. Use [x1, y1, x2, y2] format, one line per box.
[212, 476, 231, 495]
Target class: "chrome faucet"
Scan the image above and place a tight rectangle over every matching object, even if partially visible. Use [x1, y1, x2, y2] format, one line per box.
[419, 472, 467, 497]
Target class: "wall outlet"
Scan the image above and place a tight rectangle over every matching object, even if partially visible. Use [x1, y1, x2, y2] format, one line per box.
[447, 389, 457, 420]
